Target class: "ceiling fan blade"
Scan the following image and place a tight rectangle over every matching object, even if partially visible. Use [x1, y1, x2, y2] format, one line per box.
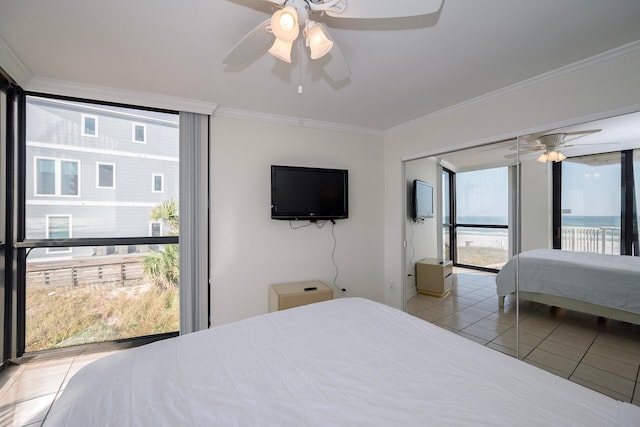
[321, 34, 351, 82]
[325, 0, 443, 19]
[261, 0, 285, 4]
[223, 19, 273, 66]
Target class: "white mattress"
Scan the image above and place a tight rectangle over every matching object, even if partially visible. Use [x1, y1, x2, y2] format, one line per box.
[45, 297, 640, 426]
[496, 249, 640, 314]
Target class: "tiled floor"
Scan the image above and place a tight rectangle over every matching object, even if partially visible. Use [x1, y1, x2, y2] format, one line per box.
[0, 350, 114, 426]
[408, 268, 640, 406]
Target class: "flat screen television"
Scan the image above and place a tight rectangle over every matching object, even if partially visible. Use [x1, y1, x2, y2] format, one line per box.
[412, 179, 434, 220]
[271, 165, 348, 221]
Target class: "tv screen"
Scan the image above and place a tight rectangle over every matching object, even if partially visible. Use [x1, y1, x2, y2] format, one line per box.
[412, 179, 434, 220]
[271, 165, 348, 221]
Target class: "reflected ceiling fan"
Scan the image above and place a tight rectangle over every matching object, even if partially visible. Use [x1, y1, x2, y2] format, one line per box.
[505, 130, 603, 162]
[223, 0, 443, 81]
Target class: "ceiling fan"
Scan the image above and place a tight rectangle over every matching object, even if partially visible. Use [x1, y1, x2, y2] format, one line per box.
[223, 0, 443, 81]
[505, 130, 603, 162]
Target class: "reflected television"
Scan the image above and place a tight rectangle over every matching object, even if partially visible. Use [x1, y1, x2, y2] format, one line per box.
[412, 179, 434, 220]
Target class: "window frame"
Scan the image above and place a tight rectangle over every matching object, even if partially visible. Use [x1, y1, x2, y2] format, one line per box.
[96, 161, 116, 189]
[34, 156, 81, 197]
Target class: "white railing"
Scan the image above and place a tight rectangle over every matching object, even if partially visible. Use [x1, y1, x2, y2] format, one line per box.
[561, 226, 620, 254]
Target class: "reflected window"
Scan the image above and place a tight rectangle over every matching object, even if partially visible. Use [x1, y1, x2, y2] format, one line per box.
[152, 173, 164, 193]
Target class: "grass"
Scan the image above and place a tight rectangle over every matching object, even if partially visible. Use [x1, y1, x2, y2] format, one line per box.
[25, 283, 179, 352]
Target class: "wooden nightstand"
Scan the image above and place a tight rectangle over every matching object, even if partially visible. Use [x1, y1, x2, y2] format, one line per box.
[415, 258, 454, 298]
[269, 281, 333, 312]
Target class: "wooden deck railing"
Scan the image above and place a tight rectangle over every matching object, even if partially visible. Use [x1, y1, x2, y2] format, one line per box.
[27, 254, 147, 288]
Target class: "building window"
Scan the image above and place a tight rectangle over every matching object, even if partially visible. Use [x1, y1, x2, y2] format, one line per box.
[150, 221, 163, 237]
[35, 157, 80, 196]
[81, 114, 98, 137]
[152, 173, 164, 193]
[132, 122, 146, 143]
[97, 162, 116, 189]
[46, 215, 72, 254]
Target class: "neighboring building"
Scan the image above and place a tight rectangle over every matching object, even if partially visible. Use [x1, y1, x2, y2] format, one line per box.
[25, 96, 179, 259]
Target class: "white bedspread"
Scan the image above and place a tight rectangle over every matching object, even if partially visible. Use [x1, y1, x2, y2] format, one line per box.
[496, 249, 640, 314]
[45, 297, 640, 426]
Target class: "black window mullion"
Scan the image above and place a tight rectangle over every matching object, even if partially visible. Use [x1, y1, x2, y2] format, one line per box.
[621, 150, 636, 256]
[552, 161, 562, 249]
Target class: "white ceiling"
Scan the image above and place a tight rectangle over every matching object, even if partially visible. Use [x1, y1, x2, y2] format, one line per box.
[0, 0, 640, 131]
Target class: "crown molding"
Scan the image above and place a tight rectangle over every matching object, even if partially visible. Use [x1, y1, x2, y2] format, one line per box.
[0, 36, 33, 85]
[24, 77, 218, 115]
[388, 39, 640, 134]
[214, 106, 384, 137]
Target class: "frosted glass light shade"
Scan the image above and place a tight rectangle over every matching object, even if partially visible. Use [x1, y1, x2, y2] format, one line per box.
[268, 38, 293, 63]
[271, 7, 299, 43]
[307, 24, 333, 59]
[537, 152, 549, 163]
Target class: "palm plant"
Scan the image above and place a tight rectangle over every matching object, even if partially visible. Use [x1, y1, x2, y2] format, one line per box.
[143, 199, 179, 290]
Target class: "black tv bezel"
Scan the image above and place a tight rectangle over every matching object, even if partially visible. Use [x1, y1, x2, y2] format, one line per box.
[271, 165, 349, 221]
[412, 179, 434, 220]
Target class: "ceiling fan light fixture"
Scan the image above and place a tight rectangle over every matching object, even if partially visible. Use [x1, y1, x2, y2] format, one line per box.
[271, 6, 299, 43]
[537, 152, 549, 163]
[306, 23, 333, 59]
[268, 38, 293, 63]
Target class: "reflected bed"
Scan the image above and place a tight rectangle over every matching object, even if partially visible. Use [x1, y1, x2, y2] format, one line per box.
[45, 297, 640, 426]
[496, 249, 640, 324]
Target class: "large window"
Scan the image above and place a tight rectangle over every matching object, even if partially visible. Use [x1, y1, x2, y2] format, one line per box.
[23, 95, 180, 352]
[556, 150, 640, 255]
[454, 167, 509, 270]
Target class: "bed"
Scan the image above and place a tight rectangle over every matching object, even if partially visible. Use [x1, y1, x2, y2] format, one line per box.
[496, 249, 640, 324]
[45, 297, 640, 426]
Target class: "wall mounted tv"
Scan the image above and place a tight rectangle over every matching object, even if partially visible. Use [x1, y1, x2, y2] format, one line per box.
[271, 165, 348, 221]
[412, 179, 434, 220]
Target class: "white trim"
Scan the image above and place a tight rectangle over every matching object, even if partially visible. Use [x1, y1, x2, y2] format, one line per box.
[81, 113, 99, 137]
[27, 141, 179, 162]
[214, 106, 384, 137]
[96, 162, 116, 189]
[152, 173, 164, 193]
[389, 39, 640, 134]
[26, 200, 157, 207]
[0, 36, 32, 86]
[132, 122, 147, 143]
[24, 76, 218, 115]
[45, 214, 72, 254]
[34, 156, 81, 197]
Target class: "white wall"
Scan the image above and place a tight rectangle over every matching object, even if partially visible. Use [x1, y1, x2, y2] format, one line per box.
[404, 158, 438, 299]
[384, 51, 640, 310]
[520, 160, 552, 251]
[210, 116, 385, 325]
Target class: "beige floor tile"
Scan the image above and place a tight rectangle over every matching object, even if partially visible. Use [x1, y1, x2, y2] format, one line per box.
[581, 352, 639, 381]
[537, 339, 586, 362]
[434, 314, 473, 331]
[413, 308, 448, 323]
[460, 324, 501, 342]
[572, 364, 635, 397]
[525, 348, 579, 377]
[545, 330, 595, 351]
[0, 376, 62, 407]
[0, 392, 55, 427]
[473, 318, 513, 334]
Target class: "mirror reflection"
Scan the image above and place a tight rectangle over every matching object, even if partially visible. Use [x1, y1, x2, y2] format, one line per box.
[406, 110, 640, 404]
